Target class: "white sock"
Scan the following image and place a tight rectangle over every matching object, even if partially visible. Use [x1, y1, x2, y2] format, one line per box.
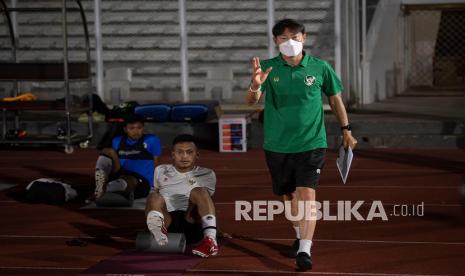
[293, 226, 301, 239]
[201, 214, 217, 241]
[146, 210, 168, 246]
[106, 178, 128, 192]
[298, 239, 312, 255]
[95, 155, 112, 175]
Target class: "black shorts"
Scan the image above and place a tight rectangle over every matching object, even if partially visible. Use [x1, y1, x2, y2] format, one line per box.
[265, 148, 326, 195]
[109, 170, 151, 199]
[168, 210, 203, 244]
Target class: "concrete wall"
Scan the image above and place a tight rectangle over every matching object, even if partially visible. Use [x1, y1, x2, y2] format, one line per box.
[364, 0, 402, 104]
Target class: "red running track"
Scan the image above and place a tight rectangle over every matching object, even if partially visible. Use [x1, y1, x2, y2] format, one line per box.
[0, 148, 464, 275]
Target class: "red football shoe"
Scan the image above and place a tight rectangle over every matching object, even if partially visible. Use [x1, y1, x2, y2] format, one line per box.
[192, 236, 218, 257]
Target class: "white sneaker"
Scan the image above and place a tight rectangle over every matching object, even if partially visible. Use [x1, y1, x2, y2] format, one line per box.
[146, 212, 168, 246]
[94, 169, 107, 198]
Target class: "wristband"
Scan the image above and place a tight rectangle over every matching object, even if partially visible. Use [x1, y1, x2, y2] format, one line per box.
[341, 124, 352, 131]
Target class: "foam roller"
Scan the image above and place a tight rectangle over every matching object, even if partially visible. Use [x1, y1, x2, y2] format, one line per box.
[95, 192, 134, 207]
[136, 232, 186, 253]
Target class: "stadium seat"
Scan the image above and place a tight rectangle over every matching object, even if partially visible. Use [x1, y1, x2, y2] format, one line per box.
[134, 104, 172, 122]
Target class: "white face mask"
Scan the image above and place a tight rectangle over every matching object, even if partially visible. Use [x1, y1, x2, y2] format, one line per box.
[278, 39, 303, 57]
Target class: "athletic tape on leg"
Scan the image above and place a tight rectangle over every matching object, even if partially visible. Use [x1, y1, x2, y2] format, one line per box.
[95, 155, 112, 175]
[136, 232, 186, 253]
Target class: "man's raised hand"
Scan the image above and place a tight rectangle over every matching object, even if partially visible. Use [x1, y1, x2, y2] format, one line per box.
[251, 56, 272, 90]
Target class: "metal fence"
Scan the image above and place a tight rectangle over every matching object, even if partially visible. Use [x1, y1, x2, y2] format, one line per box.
[405, 7, 465, 89]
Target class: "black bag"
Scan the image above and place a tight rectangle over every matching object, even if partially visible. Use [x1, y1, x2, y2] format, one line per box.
[106, 101, 139, 123]
[25, 178, 77, 205]
[82, 93, 110, 115]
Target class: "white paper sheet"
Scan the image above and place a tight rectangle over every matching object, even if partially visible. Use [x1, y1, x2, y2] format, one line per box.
[336, 145, 353, 184]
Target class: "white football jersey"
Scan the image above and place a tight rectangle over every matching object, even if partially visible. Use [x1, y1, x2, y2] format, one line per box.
[154, 164, 216, 211]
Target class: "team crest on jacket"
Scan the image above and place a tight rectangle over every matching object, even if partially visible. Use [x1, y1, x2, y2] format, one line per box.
[305, 75, 316, 86]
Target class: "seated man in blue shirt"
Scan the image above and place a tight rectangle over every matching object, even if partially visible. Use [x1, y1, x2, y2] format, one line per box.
[93, 115, 161, 199]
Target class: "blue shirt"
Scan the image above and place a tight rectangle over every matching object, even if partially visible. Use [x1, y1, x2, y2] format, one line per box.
[112, 134, 161, 187]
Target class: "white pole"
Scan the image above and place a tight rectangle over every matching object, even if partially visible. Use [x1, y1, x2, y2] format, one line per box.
[334, 0, 342, 77]
[179, 0, 189, 102]
[94, 0, 104, 100]
[344, 0, 352, 103]
[361, 0, 367, 106]
[352, 0, 361, 107]
[10, 0, 19, 96]
[267, 0, 275, 58]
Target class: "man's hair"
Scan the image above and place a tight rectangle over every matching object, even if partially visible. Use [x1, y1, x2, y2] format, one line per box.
[272, 18, 305, 37]
[124, 114, 145, 126]
[172, 134, 197, 147]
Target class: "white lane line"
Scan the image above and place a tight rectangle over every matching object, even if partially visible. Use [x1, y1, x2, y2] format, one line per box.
[0, 167, 93, 170]
[186, 268, 445, 276]
[0, 183, 16, 191]
[1, 235, 463, 246]
[0, 168, 455, 173]
[214, 168, 451, 173]
[218, 185, 458, 189]
[0, 266, 85, 270]
[247, 238, 465, 246]
[0, 201, 461, 207]
[0, 234, 128, 240]
[214, 202, 463, 207]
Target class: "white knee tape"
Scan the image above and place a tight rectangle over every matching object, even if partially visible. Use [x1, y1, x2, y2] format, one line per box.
[95, 155, 113, 175]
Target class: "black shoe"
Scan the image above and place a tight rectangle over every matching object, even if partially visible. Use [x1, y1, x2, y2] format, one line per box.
[295, 252, 312, 271]
[289, 238, 300, 257]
